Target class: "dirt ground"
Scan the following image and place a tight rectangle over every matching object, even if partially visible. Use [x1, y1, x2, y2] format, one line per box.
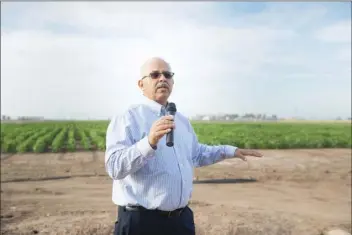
[1, 149, 351, 235]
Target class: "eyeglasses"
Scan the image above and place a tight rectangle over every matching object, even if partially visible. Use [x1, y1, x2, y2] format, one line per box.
[142, 71, 174, 80]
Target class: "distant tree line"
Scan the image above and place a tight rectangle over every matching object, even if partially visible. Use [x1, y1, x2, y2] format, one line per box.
[1, 115, 44, 121]
[1, 114, 351, 122]
[191, 114, 352, 121]
[1, 115, 11, 120]
[191, 113, 278, 121]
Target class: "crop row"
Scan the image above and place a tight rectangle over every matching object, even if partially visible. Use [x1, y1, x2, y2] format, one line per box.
[192, 122, 352, 149]
[0, 121, 351, 153]
[1, 122, 107, 153]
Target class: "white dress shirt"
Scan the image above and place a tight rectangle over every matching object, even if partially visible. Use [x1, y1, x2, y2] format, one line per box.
[105, 96, 237, 211]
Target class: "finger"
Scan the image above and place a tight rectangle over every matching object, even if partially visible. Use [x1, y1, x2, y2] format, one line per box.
[235, 150, 245, 160]
[237, 154, 247, 161]
[156, 123, 175, 131]
[154, 128, 172, 138]
[165, 115, 174, 120]
[156, 118, 174, 126]
[159, 121, 175, 129]
[159, 115, 174, 121]
[163, 119, 174, 125]
[243, 150, 263, 157]
[248, 150, 263, 157]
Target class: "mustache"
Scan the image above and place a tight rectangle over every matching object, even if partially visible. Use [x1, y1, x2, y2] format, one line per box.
[156, 82, 169, 89]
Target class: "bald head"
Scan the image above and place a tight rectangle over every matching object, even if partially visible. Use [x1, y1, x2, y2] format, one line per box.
[140, 57, 172, 78]
[138, 57, 174, 106]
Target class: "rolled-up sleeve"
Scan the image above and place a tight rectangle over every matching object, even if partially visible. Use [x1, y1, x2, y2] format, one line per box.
[105, 110, 156, 180]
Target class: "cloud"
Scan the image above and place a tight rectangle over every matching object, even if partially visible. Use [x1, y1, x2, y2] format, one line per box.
[1, 2, 351, 119]
[314, 20, 351, 43]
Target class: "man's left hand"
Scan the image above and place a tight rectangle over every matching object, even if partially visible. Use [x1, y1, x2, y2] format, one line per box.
[234, 149, 263, 161]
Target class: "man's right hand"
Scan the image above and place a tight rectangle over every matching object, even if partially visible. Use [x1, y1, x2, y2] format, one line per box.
[148, 115, 175, 147]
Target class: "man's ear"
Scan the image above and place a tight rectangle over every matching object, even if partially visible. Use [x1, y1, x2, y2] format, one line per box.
[138, 80, 143, 90]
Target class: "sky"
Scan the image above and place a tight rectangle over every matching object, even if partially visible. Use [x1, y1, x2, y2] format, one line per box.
[1, 2, 351, 120]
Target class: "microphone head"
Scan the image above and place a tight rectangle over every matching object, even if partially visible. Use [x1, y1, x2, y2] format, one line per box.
[166, 102, 177, 112]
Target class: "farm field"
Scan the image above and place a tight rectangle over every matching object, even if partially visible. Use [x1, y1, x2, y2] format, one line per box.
[1, 121, 351, 153]
[1, 149, 351, 235]
[1, 121, 351, 234]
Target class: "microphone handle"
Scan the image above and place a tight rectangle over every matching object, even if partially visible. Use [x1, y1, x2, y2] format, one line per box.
[166, 130, 174, 147]
[166, 111, 176, 147]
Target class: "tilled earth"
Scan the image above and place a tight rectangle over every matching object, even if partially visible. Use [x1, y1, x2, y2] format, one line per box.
[1, 149, 351, 235]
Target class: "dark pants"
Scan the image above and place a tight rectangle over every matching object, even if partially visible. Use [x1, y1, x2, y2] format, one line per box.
[114, 205, 196, 235]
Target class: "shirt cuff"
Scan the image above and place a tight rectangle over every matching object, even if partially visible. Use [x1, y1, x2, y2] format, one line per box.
[136, 136, 156, 160]
[224, 145, 237, 158]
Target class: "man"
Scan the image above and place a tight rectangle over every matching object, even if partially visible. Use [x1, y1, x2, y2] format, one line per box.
[105, 57, 263, 235]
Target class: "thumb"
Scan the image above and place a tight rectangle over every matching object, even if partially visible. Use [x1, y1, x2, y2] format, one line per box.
[237, 153, 247, 161]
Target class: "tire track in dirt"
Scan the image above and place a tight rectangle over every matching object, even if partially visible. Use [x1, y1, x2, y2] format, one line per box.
[1, 174, 108, 183]
[58, 210, 110, 216]
[1, 175, 258, 185]
[193, 178, 257, 184]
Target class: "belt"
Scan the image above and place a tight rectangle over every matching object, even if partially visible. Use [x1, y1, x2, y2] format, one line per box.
[122, 205, 187, 217]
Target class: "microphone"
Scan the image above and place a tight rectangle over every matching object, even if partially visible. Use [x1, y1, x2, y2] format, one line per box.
[166, 102, 177, 147]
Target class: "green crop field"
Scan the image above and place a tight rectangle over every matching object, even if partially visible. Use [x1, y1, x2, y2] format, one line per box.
[0, 121, 351, 153]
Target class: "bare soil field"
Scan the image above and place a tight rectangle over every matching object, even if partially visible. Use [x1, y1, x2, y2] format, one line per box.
[1, 149, 351, 235]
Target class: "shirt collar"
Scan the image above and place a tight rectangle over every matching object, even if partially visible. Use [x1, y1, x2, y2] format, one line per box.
[141, 95, 168, 116]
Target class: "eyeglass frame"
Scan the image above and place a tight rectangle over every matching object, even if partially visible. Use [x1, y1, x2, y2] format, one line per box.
[141, 70, 175, 80]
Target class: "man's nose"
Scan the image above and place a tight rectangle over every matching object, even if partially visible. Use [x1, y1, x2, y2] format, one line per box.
[158, 73, 167, 81]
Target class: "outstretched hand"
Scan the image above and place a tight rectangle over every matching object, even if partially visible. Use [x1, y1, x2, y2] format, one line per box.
[234, 149, 263, 161]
